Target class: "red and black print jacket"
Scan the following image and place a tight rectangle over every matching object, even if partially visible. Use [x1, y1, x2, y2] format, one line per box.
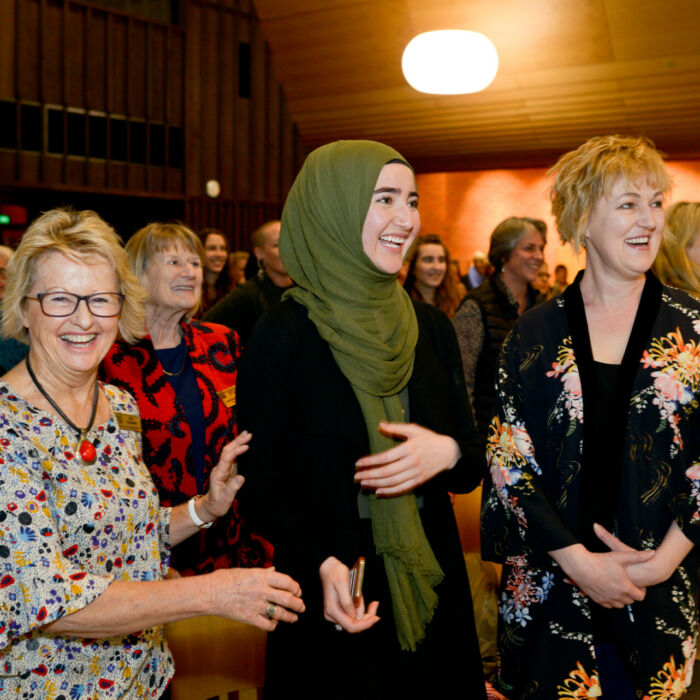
[103, 320, 272, 574]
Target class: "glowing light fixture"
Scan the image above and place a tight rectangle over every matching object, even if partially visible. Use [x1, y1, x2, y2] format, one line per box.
[401, 30, 499, 95]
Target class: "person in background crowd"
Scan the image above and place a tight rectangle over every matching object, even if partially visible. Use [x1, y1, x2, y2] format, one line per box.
[199, 228, 230, 314]
[228, 250, 250, 289]
[551, 262, 569, 296]
[463, 250, 489, 290]
[203, 220, 293, 347]
[533, 261, 552, 298]
[0, 244, 28, 373]
[653, 201, 700, 296]
[237, 140, 487, 700]
[452, 216, 546, 438]
[404, 233, 465, 318]
[482, 135, 700, 699]
[103, 222, 272, 575]
[0, 245, 12, 298]
[0, 208, 303, 698]
[450, 258, 469, 299]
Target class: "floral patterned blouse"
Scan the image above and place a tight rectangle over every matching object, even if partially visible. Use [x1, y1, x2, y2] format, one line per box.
[482, 273, 700, 699]
[0, 381, 174, 699]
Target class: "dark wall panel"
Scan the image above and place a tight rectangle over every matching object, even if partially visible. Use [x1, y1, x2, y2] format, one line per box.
[65, 4, 86, 108]
[1, 0, 306, 243]
[150, 25, 166, 122]
[0, 3, 15, 99]
[126, 19, 147, 117]
[16, 0, 40, 101]
[108, 14, 128, 115]
[234, 17, 251, 200]
[249, 14, 265, 202]
[200, 3, 220, 191]
[43, 1, 64, 105]
[218, 9, 235, 197]
[166, 30, 184, 126]
[85, 9, 107, 112]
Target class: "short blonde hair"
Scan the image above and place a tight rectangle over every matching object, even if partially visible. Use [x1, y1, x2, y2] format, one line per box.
[653, 201, 700, 297]
[2, 208, 146, 344]
[549, 135, 672, 252]
[126, 222, 204, 322]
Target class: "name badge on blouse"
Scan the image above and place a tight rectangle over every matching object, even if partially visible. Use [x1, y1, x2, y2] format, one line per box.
[218, 385, 236, 408]
[115, 412, 142, 432]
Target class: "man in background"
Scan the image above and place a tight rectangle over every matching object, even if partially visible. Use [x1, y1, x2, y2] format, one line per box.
[204, 220, 292, 347]
[462, 250, 489, 290]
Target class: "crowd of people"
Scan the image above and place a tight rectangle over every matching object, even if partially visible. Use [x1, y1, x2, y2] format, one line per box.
[1, 134, 700, 699]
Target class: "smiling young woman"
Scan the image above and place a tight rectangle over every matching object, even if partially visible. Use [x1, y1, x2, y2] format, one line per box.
[404, 233, 465, 317]
[236, 140, 488, 700]
[199, 228, 230, 314]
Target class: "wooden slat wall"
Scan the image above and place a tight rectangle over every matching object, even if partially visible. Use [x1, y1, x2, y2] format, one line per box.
[0, 0, 306, 242]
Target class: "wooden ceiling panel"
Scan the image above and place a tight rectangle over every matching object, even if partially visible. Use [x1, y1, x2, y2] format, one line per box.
[253, 0, 700, 170]
[605, 0, 700, 60]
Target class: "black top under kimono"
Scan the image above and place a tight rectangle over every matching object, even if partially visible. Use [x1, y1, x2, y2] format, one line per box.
[237, 299, 487, 700]
[481, 272, 700, 699]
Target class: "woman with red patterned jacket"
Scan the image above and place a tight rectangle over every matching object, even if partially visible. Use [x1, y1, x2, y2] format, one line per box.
[103, 222, 272, 575]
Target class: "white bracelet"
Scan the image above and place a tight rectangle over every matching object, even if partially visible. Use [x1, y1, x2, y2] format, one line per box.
[188, 496, 213, 529]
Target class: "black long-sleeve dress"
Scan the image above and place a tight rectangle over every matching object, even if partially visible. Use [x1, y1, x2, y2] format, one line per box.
[237, 299, 487, 700]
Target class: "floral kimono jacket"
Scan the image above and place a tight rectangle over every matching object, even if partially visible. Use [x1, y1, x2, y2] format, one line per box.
[481, 272, 700, 699]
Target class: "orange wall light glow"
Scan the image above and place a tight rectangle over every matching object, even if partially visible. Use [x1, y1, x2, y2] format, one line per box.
[417, 159, 700, 279]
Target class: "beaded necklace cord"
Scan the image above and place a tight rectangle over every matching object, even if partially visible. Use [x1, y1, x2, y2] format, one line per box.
[25, 356, 99, 464]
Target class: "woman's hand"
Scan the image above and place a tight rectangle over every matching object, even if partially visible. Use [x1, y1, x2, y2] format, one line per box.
[594, 522, 691, 588]
[198, 431, 252, 522]
[208, 566, 305, 632]
[319, 557, 380, 633]
[354, 422, 460, 497]
[550, 542, 654, 608]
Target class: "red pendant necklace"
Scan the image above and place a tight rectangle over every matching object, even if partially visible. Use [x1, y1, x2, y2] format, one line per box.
[25, 356, 99, 465]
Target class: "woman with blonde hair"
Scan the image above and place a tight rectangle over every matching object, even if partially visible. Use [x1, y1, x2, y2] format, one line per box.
[0, 208, 303, 697]
[103, 221, 273, 575]
[653, 201, 700, 296]
[482, 135, 700, 698]
[403, 233, 465, 317]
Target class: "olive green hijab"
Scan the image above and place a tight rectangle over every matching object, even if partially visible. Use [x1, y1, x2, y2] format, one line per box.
[280, 140, 443, 651]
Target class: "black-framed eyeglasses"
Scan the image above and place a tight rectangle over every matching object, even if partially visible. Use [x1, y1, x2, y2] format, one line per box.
[26, 291, 125, 317]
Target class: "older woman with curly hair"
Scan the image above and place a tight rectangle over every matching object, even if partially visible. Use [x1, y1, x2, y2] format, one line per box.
[652, 201, 700, 297]
[0, 209, 303, 697]
[403, 233, 465, 317]
[481, 136, 700, 699]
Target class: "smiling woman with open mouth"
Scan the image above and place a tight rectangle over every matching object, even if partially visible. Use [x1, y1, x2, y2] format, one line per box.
[481, 135, 700, 699]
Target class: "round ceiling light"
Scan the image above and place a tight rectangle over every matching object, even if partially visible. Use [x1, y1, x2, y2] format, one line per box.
[401, 30, 499, 95]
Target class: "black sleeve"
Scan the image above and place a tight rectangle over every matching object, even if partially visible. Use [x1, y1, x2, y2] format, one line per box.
[202, 289, 238, 328]
[203, 286, 257, 346]
[235, 304, 339, 572]
[413, 303, 486, 494]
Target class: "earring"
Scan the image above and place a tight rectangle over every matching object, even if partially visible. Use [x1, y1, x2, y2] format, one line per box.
[257, 257, 265, 281]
